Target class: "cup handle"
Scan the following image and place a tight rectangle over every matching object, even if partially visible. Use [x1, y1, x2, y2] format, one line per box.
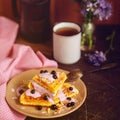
[11, 0, 20, 20]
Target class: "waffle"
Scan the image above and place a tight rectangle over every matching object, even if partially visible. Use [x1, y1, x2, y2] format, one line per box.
[20, 89, 59, 106]
[60, 83, 79, 98]
[19, 70, 79, 108]
[20, 82, 78, 107]
[32, 71, 67, 94]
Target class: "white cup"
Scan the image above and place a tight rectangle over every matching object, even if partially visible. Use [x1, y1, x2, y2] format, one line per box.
[53, 22, 81, 64]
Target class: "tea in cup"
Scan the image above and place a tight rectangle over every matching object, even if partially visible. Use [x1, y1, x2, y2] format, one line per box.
[53, 22, 81, 64]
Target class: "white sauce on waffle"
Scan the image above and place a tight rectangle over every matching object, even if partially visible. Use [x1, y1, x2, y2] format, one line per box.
[25, 89, 41, 98]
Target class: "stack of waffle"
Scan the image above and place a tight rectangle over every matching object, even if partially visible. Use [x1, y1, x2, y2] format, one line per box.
[19, 69, 79, 109]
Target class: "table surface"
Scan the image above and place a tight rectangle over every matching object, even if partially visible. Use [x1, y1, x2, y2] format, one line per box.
[16, 24, 120, 120]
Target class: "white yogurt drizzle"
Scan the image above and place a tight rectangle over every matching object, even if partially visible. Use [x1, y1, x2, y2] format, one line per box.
[39, 72, 59, 83]
[57, 89, 67, 101]
[25, 81, 55, 103]
[39, 73, 54, 82]
[31, 81, 55, 99]
[25, 89, 41, 98]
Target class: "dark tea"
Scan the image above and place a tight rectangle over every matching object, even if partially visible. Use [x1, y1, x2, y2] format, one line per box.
[55, 27, 79, 36]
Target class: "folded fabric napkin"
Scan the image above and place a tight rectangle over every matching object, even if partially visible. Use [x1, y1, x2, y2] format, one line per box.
[0, 16, 58, 120]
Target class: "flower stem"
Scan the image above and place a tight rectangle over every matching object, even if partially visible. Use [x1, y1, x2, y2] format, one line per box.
[88, 33, 93, 49]
[105, 30, 115, 55]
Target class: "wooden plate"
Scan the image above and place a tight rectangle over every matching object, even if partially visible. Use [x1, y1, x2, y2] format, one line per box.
[6, 68, 87, 119]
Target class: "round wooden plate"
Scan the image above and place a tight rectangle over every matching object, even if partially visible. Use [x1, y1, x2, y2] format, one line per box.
[6, 68, 87, 119]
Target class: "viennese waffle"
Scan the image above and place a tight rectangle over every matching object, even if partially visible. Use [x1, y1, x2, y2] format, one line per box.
[19, 69, 79, 110]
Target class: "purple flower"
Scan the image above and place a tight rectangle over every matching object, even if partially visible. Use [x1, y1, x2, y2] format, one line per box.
[103, 2, 112, 20]
[96, 0, 106, 7]
[85, 50, 107, 66]
[79, 0, 112, 21]
[86, 1, 93, 8]
[81, 8, 86, 16]
[94, 0, 112, 21]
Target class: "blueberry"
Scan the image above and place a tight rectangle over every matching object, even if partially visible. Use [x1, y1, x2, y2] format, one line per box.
[43, 95, 48, 100]
[51, 70, 56, 75]
[40, 70, 44, 73]
[44, 70, 48, 73]
[53, 74, 58, 79]
[66, 103, 71, 107]
[66, 102, 75, 107]
[69, 87, 73, 91]
[37, 106, 42, 110]
[19, 89, 24, 94]
[31, 89, 35, 94]
[40, 70, 48, 73]
[71, 102, 75, 106]
[50, 104, 57, 110]
[67, 97, 71, 101]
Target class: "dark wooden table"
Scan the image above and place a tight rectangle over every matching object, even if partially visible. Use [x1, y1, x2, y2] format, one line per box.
[16, 24, 120, 120]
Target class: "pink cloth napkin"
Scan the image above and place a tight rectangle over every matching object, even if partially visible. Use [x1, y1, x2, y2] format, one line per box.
[0, 16, 58, 120]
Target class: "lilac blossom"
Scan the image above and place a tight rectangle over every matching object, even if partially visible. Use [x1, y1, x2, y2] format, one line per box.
[80, 0, 112, 21]
[85, 50, 107, 66]
[86, 1, 93, 8]
[81, 8, 86, 16]
[94, 0, 112, 20]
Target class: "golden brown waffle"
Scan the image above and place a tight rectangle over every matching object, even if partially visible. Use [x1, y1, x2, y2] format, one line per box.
[20, 83, 78, 107]
[32, 71, 67, 94]
[19, 70, 79, 108]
